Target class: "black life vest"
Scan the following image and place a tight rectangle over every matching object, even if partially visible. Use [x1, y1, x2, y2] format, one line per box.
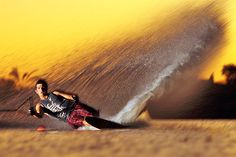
[40, 92, 75, 121]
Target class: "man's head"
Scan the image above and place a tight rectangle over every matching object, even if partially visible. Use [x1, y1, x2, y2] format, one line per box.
[35, 79, 48, 97]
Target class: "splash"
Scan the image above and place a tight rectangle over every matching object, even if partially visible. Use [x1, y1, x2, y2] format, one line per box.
[40, 2, 226, 124]
[109, 57, 187, 123]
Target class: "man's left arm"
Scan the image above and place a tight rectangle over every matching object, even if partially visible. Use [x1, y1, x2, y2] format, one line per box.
[53, 91, 77, 101]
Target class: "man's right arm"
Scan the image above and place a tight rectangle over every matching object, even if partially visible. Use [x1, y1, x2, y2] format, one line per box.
[35, 103, 43, 114]
[30, 103, 44, 118]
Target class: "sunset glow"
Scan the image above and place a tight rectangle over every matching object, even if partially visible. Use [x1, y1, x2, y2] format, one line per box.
[0, 0, 235, 82]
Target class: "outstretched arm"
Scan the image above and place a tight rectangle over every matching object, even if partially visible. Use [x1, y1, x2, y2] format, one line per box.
[53, 91, 77, 101]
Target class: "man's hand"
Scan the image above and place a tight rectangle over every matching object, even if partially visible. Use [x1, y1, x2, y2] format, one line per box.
[72, 95, 78, 103]
[28, 106, 43, 118]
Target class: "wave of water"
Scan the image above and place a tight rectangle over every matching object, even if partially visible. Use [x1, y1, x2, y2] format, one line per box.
[109, 54, 188, 123]
[43, 3, 225, 124]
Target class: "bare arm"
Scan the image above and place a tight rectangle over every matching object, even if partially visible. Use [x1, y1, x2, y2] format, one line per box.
[35, 103, 43, 114]
[30, 103, 44, 118]
[53, 91, 75, 100]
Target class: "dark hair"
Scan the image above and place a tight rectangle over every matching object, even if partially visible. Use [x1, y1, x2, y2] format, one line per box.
[35, 79, 48, 91]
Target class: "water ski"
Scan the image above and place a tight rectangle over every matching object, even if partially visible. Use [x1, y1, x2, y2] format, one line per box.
[84, 116, 126, 129]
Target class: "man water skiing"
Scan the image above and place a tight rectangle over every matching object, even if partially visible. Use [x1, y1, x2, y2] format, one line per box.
[29, 79, 99, 130]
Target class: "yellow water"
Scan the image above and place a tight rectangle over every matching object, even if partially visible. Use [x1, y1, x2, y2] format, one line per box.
[0, 0, 235, 82]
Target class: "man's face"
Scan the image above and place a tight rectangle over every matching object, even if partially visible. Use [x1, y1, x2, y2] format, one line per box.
[35, 84, 47, 97]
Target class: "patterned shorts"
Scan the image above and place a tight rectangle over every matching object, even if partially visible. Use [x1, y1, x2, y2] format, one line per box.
[66, 104, 94, 128]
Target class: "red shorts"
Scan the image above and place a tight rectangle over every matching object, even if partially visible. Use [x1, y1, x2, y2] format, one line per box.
[66, 104, 94, 128]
